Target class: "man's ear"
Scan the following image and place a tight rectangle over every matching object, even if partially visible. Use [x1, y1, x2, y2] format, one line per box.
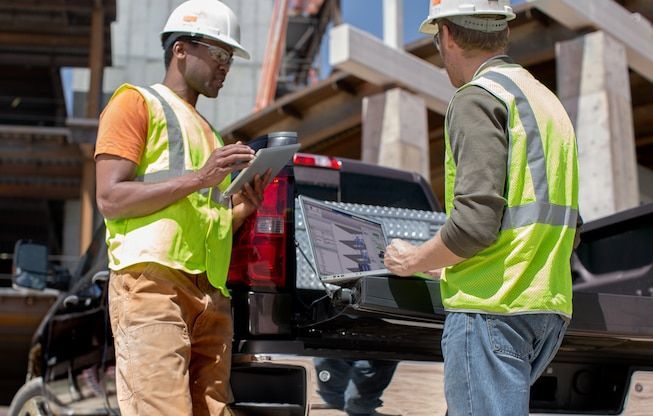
[172, 40, 187, 61]
[441, 24, 454, 50]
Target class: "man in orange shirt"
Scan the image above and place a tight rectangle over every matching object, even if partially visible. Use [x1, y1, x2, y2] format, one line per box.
[94, 1, 267, 415]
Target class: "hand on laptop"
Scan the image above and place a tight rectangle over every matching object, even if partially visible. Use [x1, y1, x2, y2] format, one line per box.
[384, 238, 418, 276]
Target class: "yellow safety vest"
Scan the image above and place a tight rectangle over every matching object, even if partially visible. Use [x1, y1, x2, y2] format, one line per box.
[104, 83, 233, 297]
[442, 64, 579, 318]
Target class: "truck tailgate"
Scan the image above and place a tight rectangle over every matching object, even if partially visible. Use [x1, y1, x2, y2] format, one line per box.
[295, 200, 653, 363]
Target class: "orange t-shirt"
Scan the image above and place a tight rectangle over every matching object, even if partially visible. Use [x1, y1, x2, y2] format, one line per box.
[94, 88, 220, 164]
[94, 89, 148, 164]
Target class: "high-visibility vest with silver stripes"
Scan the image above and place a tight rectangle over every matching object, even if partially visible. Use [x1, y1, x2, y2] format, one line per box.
[104, 83, 233, 297]
[441, 64, 579, 317]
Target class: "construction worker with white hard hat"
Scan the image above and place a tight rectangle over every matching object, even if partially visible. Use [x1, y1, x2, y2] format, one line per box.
[95, 1, 270, 414]
[384, 0, 580, 414]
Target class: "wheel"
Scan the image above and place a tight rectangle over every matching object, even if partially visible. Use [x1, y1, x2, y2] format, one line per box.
[7, 377, 49, 416]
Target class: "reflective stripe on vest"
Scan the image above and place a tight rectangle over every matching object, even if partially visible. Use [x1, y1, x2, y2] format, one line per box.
[441, 64, 578, 317]
[138, 86, 231, 208]
[104, 83, 233, 297]
[479, 71, 578, 230]
[138, 86, 189, 180]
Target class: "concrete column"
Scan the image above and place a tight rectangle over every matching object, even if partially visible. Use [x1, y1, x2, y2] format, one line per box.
[383, 0, 403, 49]
[557, 31, 639, 221]
[362, 88, 430, 182]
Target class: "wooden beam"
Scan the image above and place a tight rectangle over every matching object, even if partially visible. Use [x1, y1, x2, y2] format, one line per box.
[529, 0, 653, 82]
[0, 32, 89, 47]
[0, 52, 91, 67]
[0, 0, 115, 14]
[508, 19, 579, 67]
[637, 135, 653, 148]
[225, 91, 364, 149]
[0, 125, 70, 141]
[639, 165, 653, 204]
[329, 24, 455, 115]
[332, 78, 357, 95]
[277, 94, 363, 148]
[278, 104, 303, 120]
[79, 0, 105, 254]
[79, 143, 95, 251]
[86, 2, 105, 119]
[0, 181, 81, 200]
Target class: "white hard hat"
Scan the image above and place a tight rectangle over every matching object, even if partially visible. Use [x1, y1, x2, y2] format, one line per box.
[161, 0, 250, 60]
[419, 0, 516, 35]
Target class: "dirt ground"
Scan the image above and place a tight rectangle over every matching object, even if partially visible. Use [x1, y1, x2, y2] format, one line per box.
[0, 361, 446, 416]
[308, 361, 448, 416]
[3, 361, 649, 415]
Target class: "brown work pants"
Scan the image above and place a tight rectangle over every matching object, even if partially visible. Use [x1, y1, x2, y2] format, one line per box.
[109, 262, 234, 416]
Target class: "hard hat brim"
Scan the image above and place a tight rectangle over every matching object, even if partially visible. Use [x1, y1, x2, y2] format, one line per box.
[419, 9, 516, 35]
[217, 37, 250, 60]
[419, 18, 439, 35]
[161, 30, 251, 60]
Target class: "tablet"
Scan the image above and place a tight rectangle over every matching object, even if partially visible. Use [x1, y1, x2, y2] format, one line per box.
[222, 143, 301, 197]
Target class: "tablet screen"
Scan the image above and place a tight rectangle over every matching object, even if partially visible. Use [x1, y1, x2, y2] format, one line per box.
[222, 143, 301, 196]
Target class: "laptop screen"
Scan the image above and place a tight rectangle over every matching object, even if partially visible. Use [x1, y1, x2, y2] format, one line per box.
[301, 197, 388, 277]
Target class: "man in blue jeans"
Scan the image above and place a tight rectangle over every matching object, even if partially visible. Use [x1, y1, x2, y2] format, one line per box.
[384, 0, 579, 415]
[313, 358, 398, 416]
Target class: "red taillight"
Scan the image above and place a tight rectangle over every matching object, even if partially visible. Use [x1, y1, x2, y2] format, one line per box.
[228, 175, 290, 289]
[293, 153, 342, 170]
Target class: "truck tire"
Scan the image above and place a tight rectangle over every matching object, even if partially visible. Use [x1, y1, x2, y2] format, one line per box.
[7, 377, 49, 416]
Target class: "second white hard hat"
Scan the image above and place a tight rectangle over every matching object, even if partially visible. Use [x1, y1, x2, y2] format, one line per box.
[161, 0, 250, 60]
[419, 0, 516, 35]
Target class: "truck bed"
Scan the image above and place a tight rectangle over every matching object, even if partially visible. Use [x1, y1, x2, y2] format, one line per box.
[290, 200, 653, 365]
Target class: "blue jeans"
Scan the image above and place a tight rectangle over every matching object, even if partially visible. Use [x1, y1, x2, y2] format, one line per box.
[441, 312, 568, 416]
[314, 358, 398, 416]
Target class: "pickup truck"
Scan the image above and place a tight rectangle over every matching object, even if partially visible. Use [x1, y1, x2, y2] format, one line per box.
[6, 132, 653, 415]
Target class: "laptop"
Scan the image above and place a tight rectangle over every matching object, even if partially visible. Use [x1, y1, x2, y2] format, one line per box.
[299, 195, 395, 285]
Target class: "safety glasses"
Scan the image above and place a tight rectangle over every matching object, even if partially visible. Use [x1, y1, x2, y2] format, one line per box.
[433, 33, 441, 52]
[191, 40, 234, 66]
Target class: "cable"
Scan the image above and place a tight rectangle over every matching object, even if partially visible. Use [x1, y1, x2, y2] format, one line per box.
[294, 239, 333, 292]
[294, 239, 331, 308]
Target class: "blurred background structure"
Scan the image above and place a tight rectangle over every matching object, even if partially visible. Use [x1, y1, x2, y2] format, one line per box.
[0, 0, 653, 404]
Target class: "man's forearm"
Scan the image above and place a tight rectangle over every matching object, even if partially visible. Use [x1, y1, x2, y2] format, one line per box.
[408, 233, 466, 273]
[97, 172, 203, 220]
[385, 233, 467, 277]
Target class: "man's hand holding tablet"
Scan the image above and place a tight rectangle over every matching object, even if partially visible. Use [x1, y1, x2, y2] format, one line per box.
[222, 143, 301, 197]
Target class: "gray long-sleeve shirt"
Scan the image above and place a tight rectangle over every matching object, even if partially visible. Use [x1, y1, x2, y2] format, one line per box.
[439, 57, 512, 258]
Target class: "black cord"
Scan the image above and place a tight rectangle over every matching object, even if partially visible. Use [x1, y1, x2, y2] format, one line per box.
[294, 239, 331, 308]
[294, 239, 328, 290]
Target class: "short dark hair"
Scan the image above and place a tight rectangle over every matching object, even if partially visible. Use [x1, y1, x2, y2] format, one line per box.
[162, 33, 193, 69]
[162, 34, 174, 69]
[440, 18, 508, 53]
